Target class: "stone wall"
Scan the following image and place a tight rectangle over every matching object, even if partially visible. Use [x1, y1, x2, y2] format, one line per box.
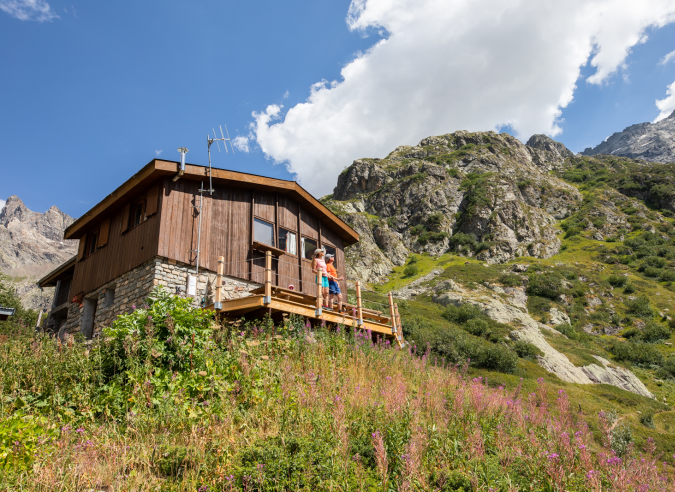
[56, 256, 259, 340]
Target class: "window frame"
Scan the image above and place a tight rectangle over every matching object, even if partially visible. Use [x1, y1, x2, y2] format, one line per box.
[300, 236, 318, 260]
[278, 227, 298, 256]
[253, 217, 276, 248]
[130, 198, 147, 229]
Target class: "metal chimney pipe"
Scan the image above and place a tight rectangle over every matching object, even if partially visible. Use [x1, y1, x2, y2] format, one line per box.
[173, 147, 189, 182]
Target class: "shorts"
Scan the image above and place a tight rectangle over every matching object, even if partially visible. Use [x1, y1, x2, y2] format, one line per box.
[316, 275, 329, 288]
[328, 280, 341, 295]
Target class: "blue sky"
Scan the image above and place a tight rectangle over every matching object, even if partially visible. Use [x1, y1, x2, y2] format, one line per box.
[1, 0, 675, 217]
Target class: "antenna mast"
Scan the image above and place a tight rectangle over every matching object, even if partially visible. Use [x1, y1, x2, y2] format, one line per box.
[205, 124, 235, 195]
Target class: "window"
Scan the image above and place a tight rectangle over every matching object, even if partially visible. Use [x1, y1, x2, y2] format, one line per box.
[132, 199, 146, 227]
[104, 288, 115, 308]
[324, 245, 336, 266]
[254, 218, 275, 246]
[301, 237, 317, 259]
[279, 228, 297, 255]
[88, 230, 99, 255]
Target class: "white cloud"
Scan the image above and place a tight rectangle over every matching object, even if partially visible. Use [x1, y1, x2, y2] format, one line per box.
[232, 135, 250, 153]
[252, 0, 675, 196]
[0, 199, 5, 211]
[0, 0, 59, 21]
[654, 80, 675, 122]
[155, 149, 163, 156]
[283, 91, 290, 99]
[659, 49, 675, 65]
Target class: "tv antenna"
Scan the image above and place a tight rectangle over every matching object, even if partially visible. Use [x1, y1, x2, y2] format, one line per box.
[203, 124, 235, 195]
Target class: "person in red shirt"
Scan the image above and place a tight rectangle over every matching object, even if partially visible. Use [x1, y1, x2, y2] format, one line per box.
[325, 255, 344, 311]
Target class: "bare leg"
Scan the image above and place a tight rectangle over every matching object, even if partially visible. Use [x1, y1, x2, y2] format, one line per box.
[337, 292, 343, 312]
[323, 287, 330, 308]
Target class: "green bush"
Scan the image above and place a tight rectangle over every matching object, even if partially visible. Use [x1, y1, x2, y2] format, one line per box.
[499, 274, 522, 287]
[607, 274, 628, 287]
[103, 286, 215, 374]
[621, 328, 641, 339]
[403, 264, 420, 278]
[513, 340, 540, 360]
[640, 322, 671, 343]
[623, 283, 636, 294]
[610, 341, 663, 366]
[442, 303, 483, 324]
[463, 318, 489, 337]
[527, 272, 564, 300]
[625, 296, 654, 319]
[660, 269, 675, 282]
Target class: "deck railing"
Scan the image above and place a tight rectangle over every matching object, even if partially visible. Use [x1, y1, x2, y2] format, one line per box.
[212, 252, 404, 347]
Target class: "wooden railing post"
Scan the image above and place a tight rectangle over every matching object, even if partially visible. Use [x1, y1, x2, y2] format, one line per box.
[394, 303, 403, 346]
[388, 292, 397, 336]
[215, 256, 224, 310]
[315, 269, 323, 316]
[264, 251, 272, 305]
[355, 281, 363, 326]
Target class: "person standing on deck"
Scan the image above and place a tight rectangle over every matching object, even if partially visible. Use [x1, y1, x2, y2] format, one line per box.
[311, 249, 330, 308]
[325, 254, 344, 312]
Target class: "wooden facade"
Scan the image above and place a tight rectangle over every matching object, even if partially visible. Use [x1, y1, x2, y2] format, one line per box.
[65, 160, 358, 300]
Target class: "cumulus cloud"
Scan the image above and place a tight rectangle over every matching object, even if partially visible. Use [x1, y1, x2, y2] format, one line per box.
[0, 199, 5, 211]
[0, 0, 59, 21]
[155, 149, 163, 156]
[659, 49, 675, 65]
[232, 135, 250, 153]
[654, 80, 675, 122]
[252, 0, 675, 196]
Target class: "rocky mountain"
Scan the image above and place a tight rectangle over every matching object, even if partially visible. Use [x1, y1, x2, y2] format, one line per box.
[0, 196, 77, 311]
[581, 110, 675, 163]
[324, 130, 581, 283]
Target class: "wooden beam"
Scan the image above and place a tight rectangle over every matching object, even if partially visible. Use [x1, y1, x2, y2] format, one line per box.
[355, 281, 363, 327]
[215, 256, 224, 309]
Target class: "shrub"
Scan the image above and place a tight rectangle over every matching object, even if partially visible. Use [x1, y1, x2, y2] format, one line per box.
[607, 275, 628, 287]
[642, 256, 667, 268]
[408, 254, 419, 264]
[660, 269, 675, 282]
[442, 303, 483, 324]
[499, 274, 522, 287]
[527, 272, 564, 300]
[620, 328, 641, 339]
[625, 296, 654, 319]
[449, 232, 478, 251]
[102, 286, 215, 374]
[623, 283, 636, 294]
[640, 321, 671, 343]
[513, 340, 540, 360]
[609, 341, 663, 366]
[640, 412, 655, 429]
[403, 264, 420, 278]
[463, 318, 490, 337]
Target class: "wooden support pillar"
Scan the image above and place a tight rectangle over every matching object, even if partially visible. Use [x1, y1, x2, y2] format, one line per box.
[264, 250, 272, 305]
[388, 292, 397, 336]
[315, 269, 322, 316]
[215, 256, 224, 310]
[355, 280, 363, 326]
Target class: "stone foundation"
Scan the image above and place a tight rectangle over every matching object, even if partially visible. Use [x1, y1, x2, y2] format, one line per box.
[55, 256, 259, 340]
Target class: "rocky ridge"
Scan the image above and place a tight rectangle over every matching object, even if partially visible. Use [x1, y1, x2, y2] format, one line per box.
[582, 110, 675, 163]
[0, 196, 77, 311]
[324, 131, 581, 283]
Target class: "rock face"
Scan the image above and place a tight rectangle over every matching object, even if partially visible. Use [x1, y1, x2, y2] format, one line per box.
[0, 196, 77, 310]
[432, 280, 653, 399]
[325, 131, 581, 283]
[581, 110, 675, 163]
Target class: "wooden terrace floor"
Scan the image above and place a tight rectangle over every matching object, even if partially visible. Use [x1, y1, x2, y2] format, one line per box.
[206, 286, 399, 339]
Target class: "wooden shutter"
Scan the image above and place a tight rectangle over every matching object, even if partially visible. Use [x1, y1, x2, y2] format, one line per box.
[146, 185, 159, 216]
[98, 218, 110, 246]
[120, 204, 130, 234]
[77, 233, 87, 260]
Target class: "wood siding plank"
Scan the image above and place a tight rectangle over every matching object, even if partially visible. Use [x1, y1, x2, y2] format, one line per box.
[253, 191, 275, 222]
[278, 196, 298, 231]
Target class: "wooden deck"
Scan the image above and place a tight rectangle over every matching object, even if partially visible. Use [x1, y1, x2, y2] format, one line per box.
[207, 294, 395, 337]
[211, 253, 405, 346]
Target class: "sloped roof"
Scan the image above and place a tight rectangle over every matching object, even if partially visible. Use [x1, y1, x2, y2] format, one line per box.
[63, 159, 359, 245]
